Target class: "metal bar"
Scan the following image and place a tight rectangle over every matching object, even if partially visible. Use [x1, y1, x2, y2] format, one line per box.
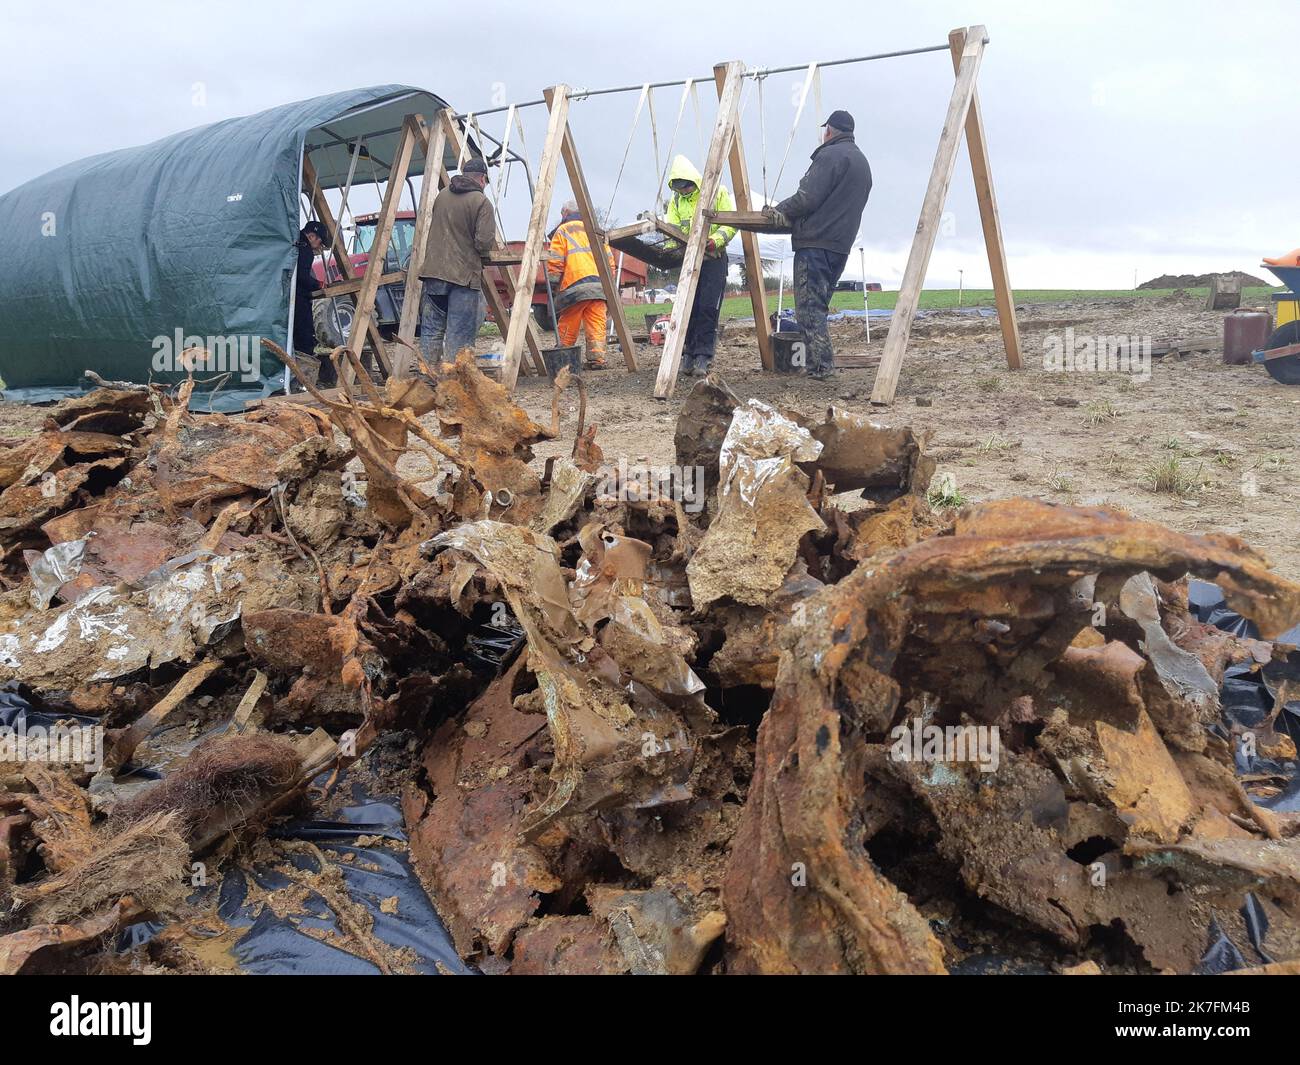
[452, 42, 953, 119]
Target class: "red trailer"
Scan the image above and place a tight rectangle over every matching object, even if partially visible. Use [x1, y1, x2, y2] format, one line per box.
[312, 210, 649, 335]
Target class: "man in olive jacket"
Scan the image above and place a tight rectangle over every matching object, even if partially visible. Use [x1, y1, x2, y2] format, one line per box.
[771, 110, 872, 380]
[418, 158, 494, 362]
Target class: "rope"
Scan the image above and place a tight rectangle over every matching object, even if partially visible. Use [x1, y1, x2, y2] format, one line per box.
[497, 104, 516, 200]
[603, 82, 650, 224]
[456, 114, 471, 169]
[468, 112, 507, 236]
[654, 78, 695, 214]
[755, 74, 769, 206]
[647, 86, 660, 206]
[771, 62, 818, 197]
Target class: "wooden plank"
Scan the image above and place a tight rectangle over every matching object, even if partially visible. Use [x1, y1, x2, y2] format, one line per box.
[607, 218, 690, 245]
[314, 272, 405, 298]
[715, 61, 775, 373]
[869, 32, 985, 405]
[950, 25, 1021, 372]
[302, 155, 389, 377]
[655, 61, 745, 399]
[436, 111, 548, 377]
[501, 89, 570, 390]
[395, 111, 450, 377]
[482, 250, 524, 266]
[343, 116, 421, 378]
[704, 209, 792, 234]
[545, 85, 639, 372]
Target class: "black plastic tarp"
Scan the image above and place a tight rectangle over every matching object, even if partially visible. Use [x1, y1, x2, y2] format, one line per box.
[0, 85, 447, 392]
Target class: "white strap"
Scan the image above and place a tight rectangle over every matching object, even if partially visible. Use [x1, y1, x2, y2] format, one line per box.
[456, 114, 471, 169]
[655, 78, 694, 213]
[497, 104, 516, 200]
[604, 82, 650, 223]
[772, 62, 818, 197]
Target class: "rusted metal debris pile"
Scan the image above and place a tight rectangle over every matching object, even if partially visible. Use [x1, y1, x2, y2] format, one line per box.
[2, 349, 1300, 975]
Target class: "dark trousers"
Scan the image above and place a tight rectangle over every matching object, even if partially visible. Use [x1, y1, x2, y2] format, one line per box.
[793, 247, 849, 372]
[684, 254, 729, 368]
[420, 278, 483, 363]
[292, 291, 316, 356]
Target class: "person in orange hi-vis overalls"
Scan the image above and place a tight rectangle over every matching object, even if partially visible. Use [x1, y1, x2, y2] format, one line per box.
[546, 201, 616, 368]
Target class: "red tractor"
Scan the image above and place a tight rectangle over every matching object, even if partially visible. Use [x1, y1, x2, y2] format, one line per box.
[311, 210, 648, 344]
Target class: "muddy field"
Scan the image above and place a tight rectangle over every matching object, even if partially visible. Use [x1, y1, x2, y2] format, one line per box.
[2, 293, 1293, 579]
[497, 293, 1299, 580]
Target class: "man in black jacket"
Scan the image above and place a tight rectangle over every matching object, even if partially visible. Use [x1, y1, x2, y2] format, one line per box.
[771, 110, 871, 380]
[294, 221, 329, 360]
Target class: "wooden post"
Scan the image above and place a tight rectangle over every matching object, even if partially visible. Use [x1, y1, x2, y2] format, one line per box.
[501, 87, 570, 390]
[343, 116, 422, 379]
[950, 26, 1020, 370]
[654, 61, 745, 399]
[393, 112, 449, 376]
[435, 111, 548, 377]
[714, 62, 774, 372]
[302, 155, 388, 375]
[869, 31, 985, 405]
[544, 85, 639, 372]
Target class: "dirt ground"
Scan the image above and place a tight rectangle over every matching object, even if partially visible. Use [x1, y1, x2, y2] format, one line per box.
[5, 291, 1295, 580]
[500, 292, 1300, 582]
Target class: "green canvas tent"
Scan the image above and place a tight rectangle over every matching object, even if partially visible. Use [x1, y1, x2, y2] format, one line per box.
[0, 85, 451, 401]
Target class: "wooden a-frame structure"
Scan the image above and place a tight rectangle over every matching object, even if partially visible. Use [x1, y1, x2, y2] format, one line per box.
[328, 24, 1019, 404]
[300, 109, 549, 393]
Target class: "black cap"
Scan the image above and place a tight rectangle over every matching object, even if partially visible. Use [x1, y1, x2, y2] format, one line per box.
[461, 158, 488, 176]
[301, 220, 330, 243]
[822, 110, 854, 133]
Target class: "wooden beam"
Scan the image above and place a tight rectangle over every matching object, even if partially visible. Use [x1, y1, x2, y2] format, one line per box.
[436, 111, 548, 377]
[501, 88, 571, 390]
[314, 272, 405, 298]
[869, 31, 985, 405]
[950, 26, 1021, 371]
[655, 61, 745, 399]
[714, 62, 775, 373]
[302, 155, 388, 377]
[607, 218, 690, 245]
[704, 209, 792, 234]
[544, 85, 639, 372]
[343, 116, 421, 378]
[394, 111, 449, 378]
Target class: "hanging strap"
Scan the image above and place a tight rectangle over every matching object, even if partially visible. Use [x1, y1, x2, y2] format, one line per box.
[456, 114, 472, 169]
[604, 82, 650, 224]
[646, 86, 660, 207]
[468, 112, 507, 236]
[654, 78, 694, 214]
[497, 103, 516, 200]
[771, 62, 818, 198]
[755, 74, 769, 206]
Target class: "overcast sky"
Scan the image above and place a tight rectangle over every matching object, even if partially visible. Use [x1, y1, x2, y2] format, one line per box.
[3, 0, 1295, 289]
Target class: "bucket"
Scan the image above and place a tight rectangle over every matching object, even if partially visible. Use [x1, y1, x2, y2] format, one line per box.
[543, 345, 582, 378]
[1223, 311, 1271, 365]
[772, 332, 804, 374]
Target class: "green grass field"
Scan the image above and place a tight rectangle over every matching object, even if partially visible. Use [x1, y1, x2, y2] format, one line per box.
[634, 285, 1281, 322]
[479, 286, 1281, 337]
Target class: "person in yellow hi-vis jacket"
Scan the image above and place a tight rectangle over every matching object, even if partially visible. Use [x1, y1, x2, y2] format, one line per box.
[662, 155, 737, 376]
[546, 201, 616, 368]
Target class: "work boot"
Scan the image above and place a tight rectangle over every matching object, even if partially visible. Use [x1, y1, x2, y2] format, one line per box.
[807, 363, 835, 382]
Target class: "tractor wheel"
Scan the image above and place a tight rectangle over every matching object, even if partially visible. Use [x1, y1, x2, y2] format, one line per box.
[314, 296, 355, 348]
[1263, 320, 1300, 385]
